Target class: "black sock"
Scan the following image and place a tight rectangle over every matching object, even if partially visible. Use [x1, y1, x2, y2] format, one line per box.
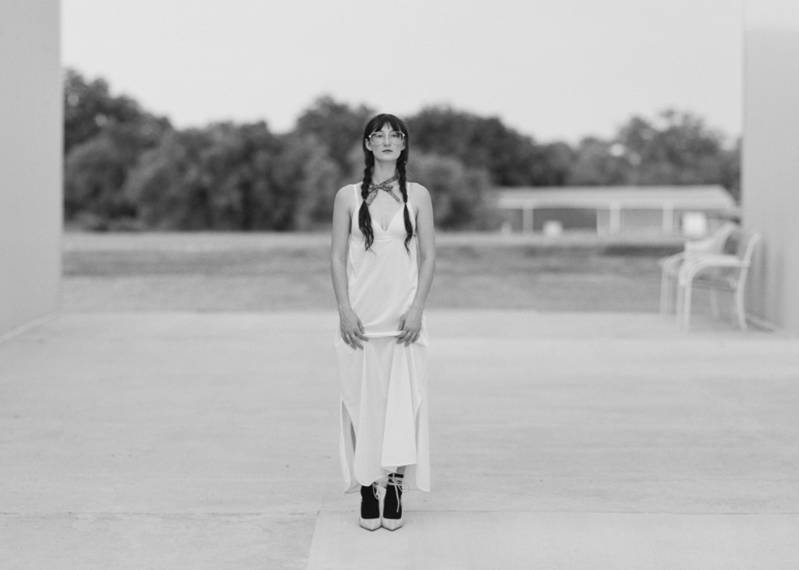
[360, 485, 379, 519]
[383, 473, 403, 519]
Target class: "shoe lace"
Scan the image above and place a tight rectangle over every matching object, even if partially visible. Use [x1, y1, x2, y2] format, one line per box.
[386, 473, 404, 513]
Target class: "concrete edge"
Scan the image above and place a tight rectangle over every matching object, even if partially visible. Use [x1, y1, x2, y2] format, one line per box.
[0, 311, 60, 346]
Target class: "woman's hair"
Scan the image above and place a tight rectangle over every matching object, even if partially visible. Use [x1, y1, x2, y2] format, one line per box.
[358, 113, 413, 252]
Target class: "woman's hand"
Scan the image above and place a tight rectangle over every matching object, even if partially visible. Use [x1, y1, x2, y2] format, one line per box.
[339, 307, 368, 349]
[397, 305, 423, 346]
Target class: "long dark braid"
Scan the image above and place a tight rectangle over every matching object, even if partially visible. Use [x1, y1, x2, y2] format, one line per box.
[397, 160, 413, 252]
[358, 154, 376, 250]
[358, 113, 412, 252]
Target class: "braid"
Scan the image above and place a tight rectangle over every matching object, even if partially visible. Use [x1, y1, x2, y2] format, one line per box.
[397, 160, 413, 253]
[358, 155, 375, 250]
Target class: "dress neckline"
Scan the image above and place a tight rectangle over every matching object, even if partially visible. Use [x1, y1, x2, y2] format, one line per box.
[372, 205, 405, 233]
[356, 183, 411, 233]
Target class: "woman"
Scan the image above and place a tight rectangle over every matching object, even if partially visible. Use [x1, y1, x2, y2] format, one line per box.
[330, 113, 436, 531]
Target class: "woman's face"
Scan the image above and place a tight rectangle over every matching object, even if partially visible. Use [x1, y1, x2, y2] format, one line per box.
[365, 122, 406, 162]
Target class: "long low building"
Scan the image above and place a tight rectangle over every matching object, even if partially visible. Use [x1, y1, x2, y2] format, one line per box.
[495, 185, 738, 237]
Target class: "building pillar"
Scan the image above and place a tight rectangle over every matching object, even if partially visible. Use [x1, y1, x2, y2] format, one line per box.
[608, 204, 621, 234]
[0, 0, 62, 336]
[743, 0, 799, 331]
[522, 207, 534, 233]
[662, 204, 674, 234]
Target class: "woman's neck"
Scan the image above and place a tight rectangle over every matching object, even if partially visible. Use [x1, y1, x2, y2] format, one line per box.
[371, 161, 397, 184]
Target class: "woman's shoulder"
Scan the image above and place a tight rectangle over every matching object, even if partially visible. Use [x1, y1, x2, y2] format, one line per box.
[406, 181, 430, 199]
[406, 181, 431, 206]
[334, 183, 359, 213]
[335, 182, 363, 199]
[337, 182, 360, 194]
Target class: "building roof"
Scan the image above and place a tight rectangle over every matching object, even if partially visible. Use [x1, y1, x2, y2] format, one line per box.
[495, 185, 736, 210]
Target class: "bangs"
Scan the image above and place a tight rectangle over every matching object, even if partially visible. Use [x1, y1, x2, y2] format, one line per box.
[364, 113, 407, 137]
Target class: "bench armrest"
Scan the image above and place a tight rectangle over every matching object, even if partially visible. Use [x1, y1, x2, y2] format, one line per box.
[678, 254, 745, 283]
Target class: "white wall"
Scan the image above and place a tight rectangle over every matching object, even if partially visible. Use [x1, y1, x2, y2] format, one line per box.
[0, 1, 62, 336]
[743, 1, 799, 331]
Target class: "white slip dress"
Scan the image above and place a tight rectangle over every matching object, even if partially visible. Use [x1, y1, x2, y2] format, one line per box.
[333, 183, 431, 494]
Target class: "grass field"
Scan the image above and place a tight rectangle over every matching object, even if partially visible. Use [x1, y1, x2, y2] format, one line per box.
[60, 231, 720, 314]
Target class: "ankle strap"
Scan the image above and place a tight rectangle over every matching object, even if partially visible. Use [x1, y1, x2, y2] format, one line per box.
[387, 473, 404, 488]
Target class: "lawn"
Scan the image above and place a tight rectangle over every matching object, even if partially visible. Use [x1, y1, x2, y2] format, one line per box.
[60, 231, 708, 313]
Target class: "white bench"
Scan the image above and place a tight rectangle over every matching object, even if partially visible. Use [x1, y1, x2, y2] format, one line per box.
[675, 228, 760, 330]
[658, 222, 737, 315]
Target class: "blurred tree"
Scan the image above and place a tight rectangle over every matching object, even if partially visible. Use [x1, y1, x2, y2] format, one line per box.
[267, 133, 340, 230]
[126, 123, 279, 230]
[124, 128, 216, 230]
[64, 122, 172, 227]
[615, 109, 728, 186]
[195, 122, 280, 230]
[64, 68, 171, 228]
[567, 137, 630, 185]
[63, 67, 170, 155]
[407, 106, 552, 186]
[125, 123, 338, 230]
[295, 95, 374, 178]
[408, 153, 493, 229]
[532, 142, 575, 186]
[64, 133, 130, 226]
[63, 67, 742, 230]
[568, 109, 740, 198]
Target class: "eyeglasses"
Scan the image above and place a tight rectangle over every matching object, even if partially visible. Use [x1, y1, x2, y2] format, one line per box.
[368, 131, 405, 145]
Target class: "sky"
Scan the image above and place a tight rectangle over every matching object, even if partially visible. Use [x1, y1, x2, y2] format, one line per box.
[62, 0, 743, 143]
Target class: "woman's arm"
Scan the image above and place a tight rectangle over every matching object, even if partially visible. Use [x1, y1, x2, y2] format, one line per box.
[398, 183, 436, 345]
[330, 186, 368, 349]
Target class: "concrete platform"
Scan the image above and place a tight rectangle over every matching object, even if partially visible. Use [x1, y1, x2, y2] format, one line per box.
[1, 311, 798, 568]
[307, 512, 799, 570]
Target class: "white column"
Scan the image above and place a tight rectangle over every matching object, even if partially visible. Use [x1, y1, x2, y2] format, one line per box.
[743, 0, 799, 331]
[0, 1, 62, 335]
[608, 203, 621, 234]
[522, 207, 534, 233]
[662, 204, 674, 234]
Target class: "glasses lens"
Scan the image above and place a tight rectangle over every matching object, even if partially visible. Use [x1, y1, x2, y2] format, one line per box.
[369, 131, 404, 144]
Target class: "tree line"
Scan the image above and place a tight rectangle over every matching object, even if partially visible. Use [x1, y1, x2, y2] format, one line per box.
[64, 67, 740, 231]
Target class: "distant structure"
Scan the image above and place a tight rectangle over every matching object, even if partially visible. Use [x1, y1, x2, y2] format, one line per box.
[495, 186, 737, 237]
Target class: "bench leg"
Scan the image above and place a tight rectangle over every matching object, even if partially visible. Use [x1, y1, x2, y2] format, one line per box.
[660, 272, 672, 314]
[681, 283, 693, 330]
[734, 287, 748, 331]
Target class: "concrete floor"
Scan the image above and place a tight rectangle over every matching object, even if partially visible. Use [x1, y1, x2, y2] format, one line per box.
[1, 311, 798, 569]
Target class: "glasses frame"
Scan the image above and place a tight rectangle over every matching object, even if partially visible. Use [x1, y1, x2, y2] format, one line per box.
[367, 131, 406, 145]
